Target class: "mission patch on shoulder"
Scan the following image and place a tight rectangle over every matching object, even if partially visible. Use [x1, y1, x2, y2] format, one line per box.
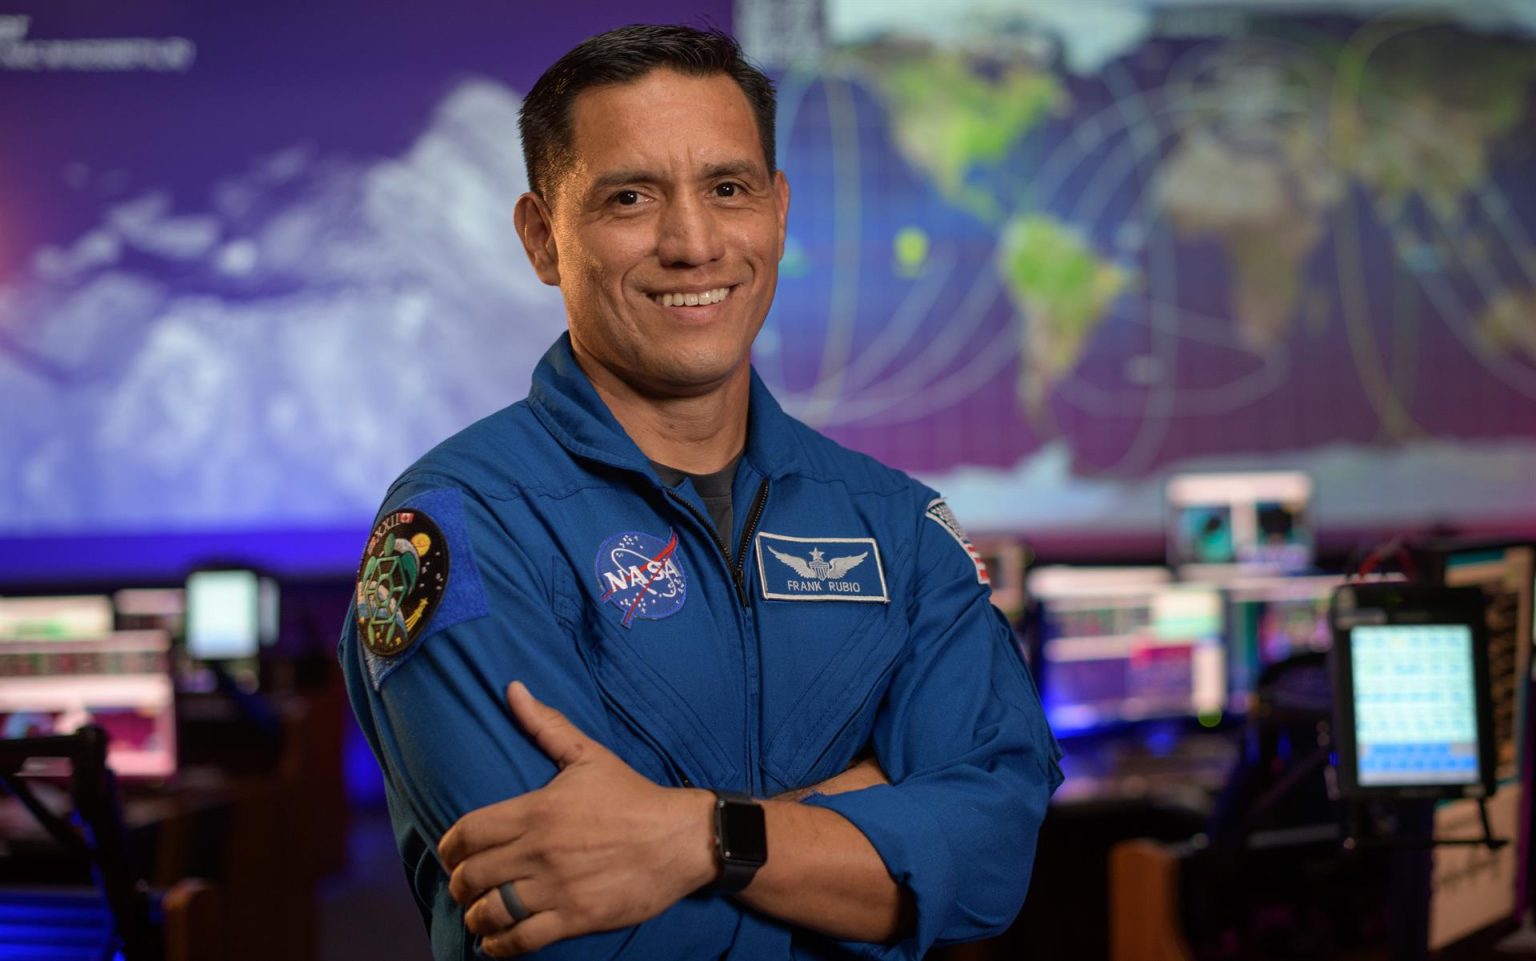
[925, 497, 990, 586]
[356, 508, 449, 657]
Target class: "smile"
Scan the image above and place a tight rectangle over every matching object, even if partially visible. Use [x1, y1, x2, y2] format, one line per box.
[649, 287, 732, 307]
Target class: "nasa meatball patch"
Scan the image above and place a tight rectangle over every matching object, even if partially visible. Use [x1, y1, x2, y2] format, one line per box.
[356, 509, 450, 657]
[595, 530, 688, 627]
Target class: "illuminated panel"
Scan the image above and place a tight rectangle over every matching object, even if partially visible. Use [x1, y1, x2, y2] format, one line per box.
[1166, 471, 1313, 578]
[1351, 623, 1481, 788]
[185, 570, 261, 661]
[0, 630, 176, 780]
[0, 596, 114, 640]
[1031, 567, 1224, 733]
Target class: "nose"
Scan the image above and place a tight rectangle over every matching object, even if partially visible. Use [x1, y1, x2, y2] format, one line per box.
[655, 193, 725, 268]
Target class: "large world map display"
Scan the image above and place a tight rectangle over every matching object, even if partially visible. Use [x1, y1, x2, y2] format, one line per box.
[749, 0, 1536, 538]
[1, 1, 1534, 577]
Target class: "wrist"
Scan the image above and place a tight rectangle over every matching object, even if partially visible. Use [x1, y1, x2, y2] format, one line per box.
[678, 788, 723, 891]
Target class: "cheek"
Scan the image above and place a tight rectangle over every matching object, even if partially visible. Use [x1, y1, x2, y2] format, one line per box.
[736, 218, 784, 265]
[562, 252, 618, 306]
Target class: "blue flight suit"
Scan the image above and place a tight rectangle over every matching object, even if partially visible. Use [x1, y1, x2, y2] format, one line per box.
[339, 333, 1062, 960]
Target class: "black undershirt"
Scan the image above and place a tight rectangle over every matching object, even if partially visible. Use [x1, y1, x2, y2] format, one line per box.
[651, 452, 742, 561]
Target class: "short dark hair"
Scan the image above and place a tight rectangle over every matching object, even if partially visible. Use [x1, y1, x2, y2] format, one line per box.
[519, 24, 777, 200]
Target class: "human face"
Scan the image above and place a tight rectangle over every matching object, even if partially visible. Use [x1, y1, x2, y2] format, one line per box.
[515, 68, 790, 400]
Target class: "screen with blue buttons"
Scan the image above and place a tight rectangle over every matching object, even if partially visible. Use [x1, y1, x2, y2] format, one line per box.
[1350, 623, 1481, 788]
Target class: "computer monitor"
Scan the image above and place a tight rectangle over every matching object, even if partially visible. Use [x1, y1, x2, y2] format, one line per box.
[1166, 471, 1313, 579]
[1028, 568, 1225, 734]
[1225, 575, 1348, 714]
[0, 595, 115, 640]
[1330, 583, 1495, 800]
[1225, 574, 1410, 714]
[184, 569, 278, 662]
[112, 587, 185, 636]
[0, 629, 178, 781]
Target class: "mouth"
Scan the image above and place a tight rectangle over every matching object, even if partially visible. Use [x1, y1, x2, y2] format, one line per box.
[647, 286, 733, 308]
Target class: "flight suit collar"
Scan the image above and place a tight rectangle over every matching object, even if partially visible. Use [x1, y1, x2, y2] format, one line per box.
[527, 333, 802, 481]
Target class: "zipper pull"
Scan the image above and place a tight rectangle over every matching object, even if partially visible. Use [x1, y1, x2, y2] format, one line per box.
[733, 568, 748, 606]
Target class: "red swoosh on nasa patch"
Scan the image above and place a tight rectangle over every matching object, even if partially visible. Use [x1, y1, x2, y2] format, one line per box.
[623, 530, 680, 626]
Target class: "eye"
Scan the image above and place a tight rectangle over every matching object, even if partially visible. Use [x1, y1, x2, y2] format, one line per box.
[613, 190, 642, 206]
[714, 182, 741, 198]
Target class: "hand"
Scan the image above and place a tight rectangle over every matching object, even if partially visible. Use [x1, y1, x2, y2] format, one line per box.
[438, 681, 717, 957]
[776, 754, 890, 803]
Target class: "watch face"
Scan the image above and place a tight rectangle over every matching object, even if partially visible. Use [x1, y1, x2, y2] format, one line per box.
[718, 799, 767, 864]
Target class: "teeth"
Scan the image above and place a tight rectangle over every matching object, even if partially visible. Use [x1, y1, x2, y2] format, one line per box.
[656, 287, 729, 307]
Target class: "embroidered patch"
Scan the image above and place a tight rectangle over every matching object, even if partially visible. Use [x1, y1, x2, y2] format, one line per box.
[925, 497, 990, 585]
[755, 532, 889, 603]
[595, 530, 688, 627]
[356, 509, 449, 657]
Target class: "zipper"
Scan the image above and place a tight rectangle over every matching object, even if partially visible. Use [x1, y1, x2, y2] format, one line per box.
[666, 477, 771, 797]
[664, 477, 772, 796]
[663, 478, 771, 606]
[733, 479, 771, 602]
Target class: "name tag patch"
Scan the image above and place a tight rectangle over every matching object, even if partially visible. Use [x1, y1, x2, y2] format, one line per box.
[755, 532, 888, 603]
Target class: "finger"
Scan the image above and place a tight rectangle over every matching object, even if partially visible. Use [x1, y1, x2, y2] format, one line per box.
[506, 680, 597, 769]
[447, 842, 531, 906]
[438, 802, 529, 872]
[464, 877, 542, 936]
[479, 911, 569, 958]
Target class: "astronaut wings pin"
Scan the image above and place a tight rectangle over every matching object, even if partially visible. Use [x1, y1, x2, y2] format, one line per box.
[767, 545, 867, 581]
[754, 532, 889, 603]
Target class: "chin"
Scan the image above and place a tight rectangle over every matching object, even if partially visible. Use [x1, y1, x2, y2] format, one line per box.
[642, 354, 749, 398]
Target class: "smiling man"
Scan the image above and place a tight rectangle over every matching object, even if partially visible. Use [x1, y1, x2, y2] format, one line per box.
[339, 24, 1061, 961]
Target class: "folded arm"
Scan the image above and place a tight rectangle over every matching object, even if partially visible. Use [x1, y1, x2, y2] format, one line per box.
[439, 685, 910, 956]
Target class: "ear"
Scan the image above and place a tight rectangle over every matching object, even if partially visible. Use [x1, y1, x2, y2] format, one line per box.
[772, 170, 790, 261]
[514, 192, 562, 287]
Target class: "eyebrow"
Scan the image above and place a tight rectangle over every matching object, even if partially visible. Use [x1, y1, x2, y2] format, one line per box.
[585, 160, 768, 197]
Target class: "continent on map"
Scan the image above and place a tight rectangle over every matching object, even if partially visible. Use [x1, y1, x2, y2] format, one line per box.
[1476, 289, 1536, 364]
[997, 214, 1130, 416]
[851, 43, 1063, 222]
[1154, 128, 1341, 351]
[1337, 29, 1536, 226]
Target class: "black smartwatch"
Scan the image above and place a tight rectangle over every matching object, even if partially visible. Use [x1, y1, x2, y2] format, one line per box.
[711, 791, 767, 892]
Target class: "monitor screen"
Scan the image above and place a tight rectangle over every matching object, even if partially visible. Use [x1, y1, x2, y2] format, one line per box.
[0, 630, 177, 780]
[185, 570, 269, 661]
[0, 595, 115, 640]
[1033, 580, 1225, 733]
[112, 587, 186, 636]
[1167, 472, 1313, 578]
[1331, 582, 1495, 802]
[1349, 623, 1482, 789]
[1225, 575, 1345, 712]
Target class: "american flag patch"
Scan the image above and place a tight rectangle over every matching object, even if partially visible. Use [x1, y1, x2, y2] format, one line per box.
[924, 498, 989, 586]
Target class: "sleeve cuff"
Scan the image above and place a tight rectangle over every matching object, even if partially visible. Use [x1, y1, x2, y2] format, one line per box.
[802, 784, 958, 958]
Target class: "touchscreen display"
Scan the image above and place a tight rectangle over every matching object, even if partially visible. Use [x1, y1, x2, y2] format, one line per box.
[1350, 623, 1481, 787]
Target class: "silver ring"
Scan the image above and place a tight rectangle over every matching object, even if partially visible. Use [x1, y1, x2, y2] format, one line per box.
[498, 881, 533, 923]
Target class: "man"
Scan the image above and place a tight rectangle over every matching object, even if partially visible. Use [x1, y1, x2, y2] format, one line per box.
[339, 24, 1062, 960]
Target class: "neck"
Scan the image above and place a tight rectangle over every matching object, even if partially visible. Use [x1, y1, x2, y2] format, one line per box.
[574, 354, 751, 475]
